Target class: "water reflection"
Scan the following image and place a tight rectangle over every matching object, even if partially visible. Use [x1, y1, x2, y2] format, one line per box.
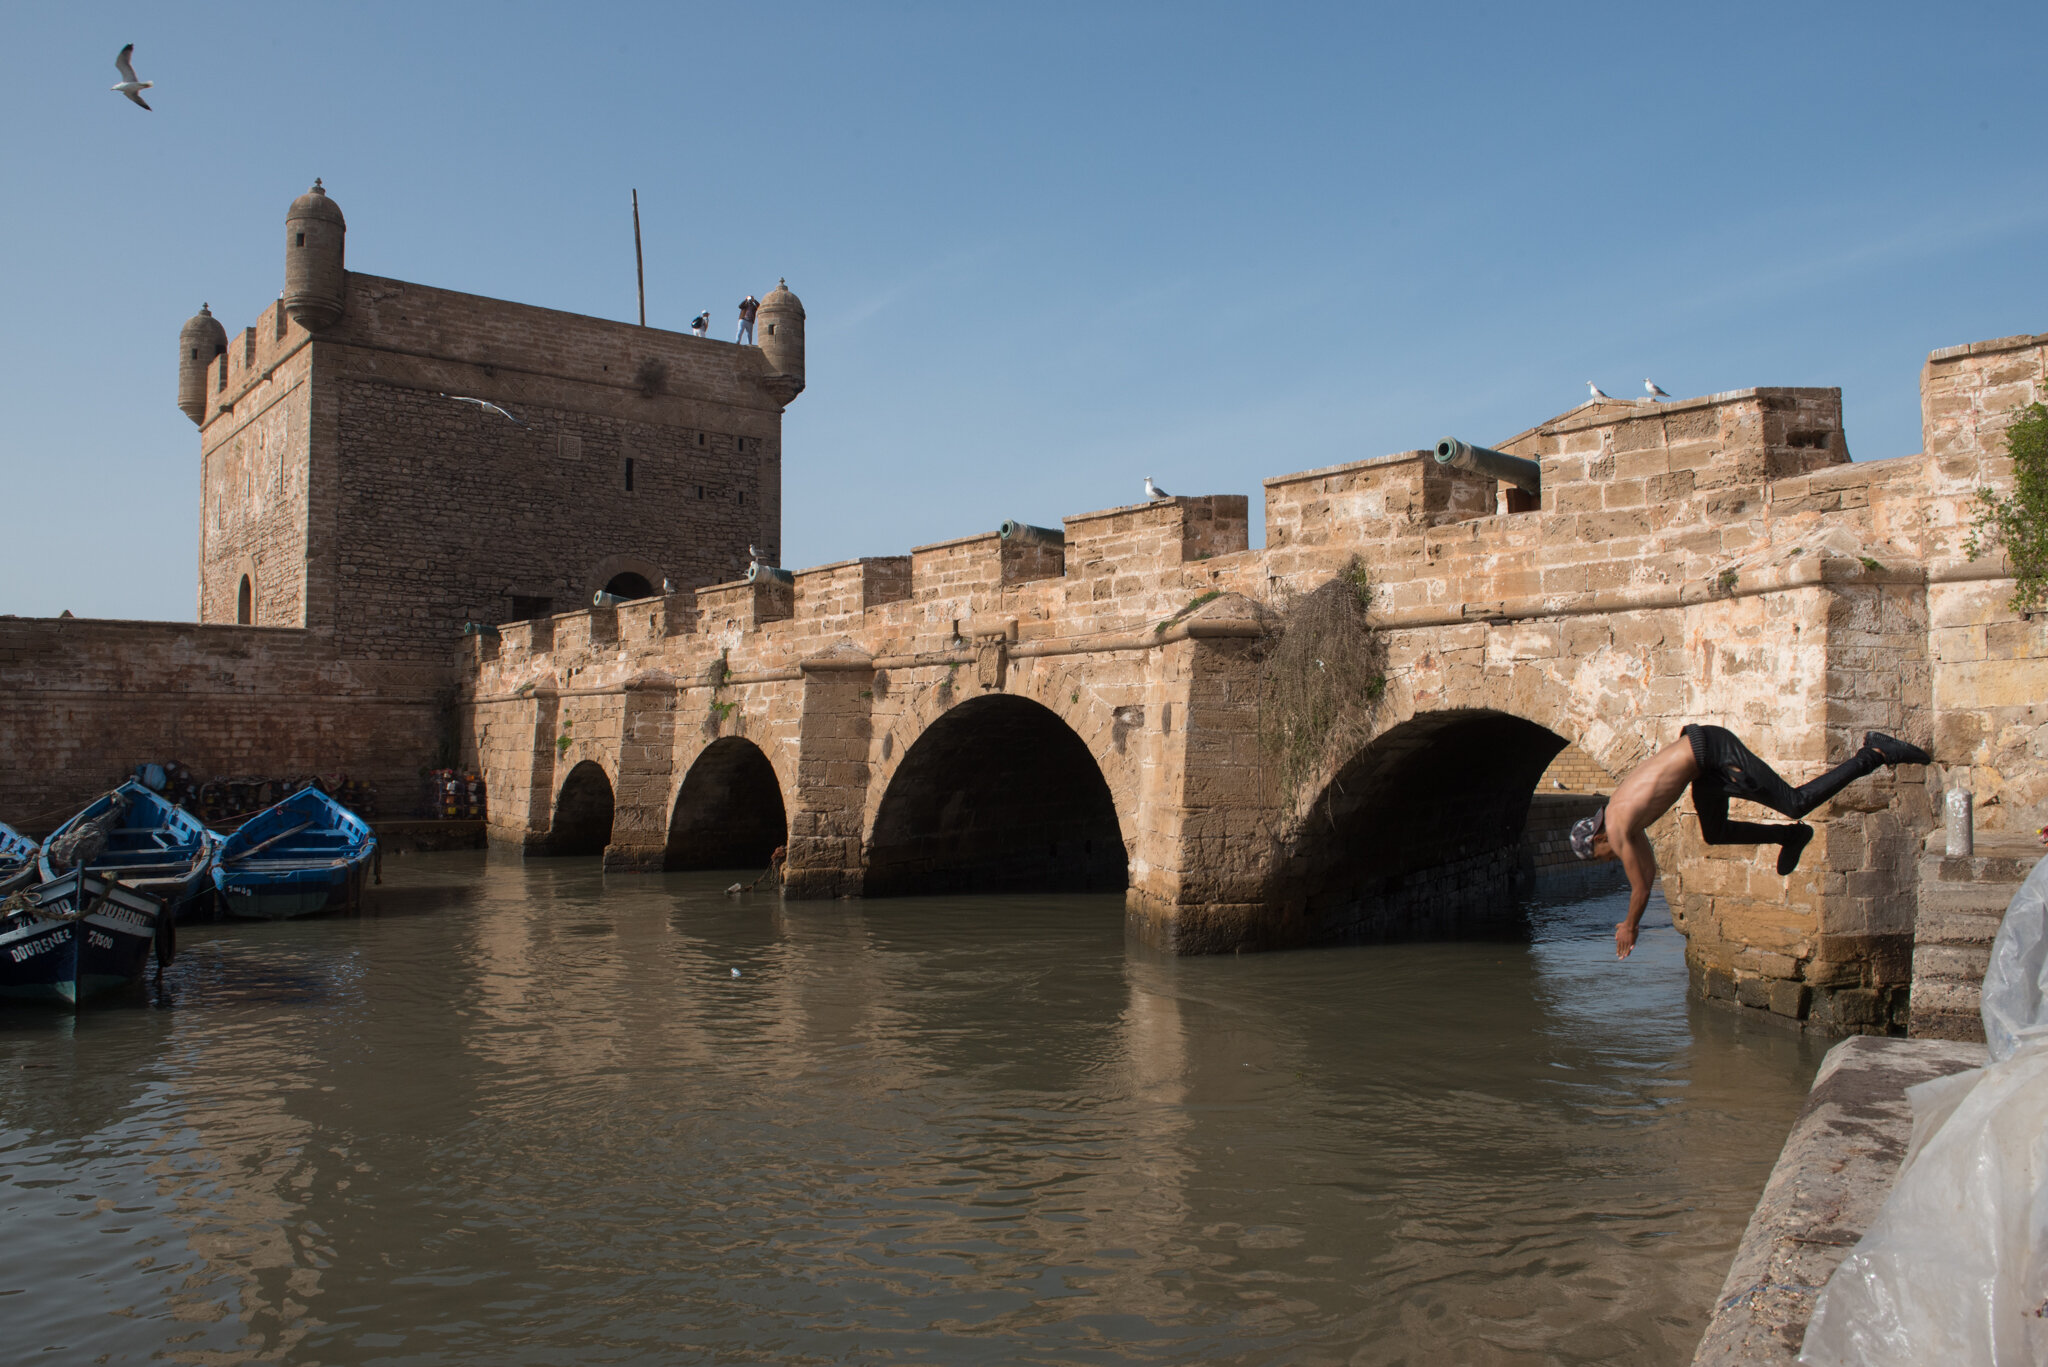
[0, 853, 1821, 1365]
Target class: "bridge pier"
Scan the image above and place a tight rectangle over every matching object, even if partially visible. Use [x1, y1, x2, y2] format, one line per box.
[602, 673, 678, 872]
[783, 654, 875, 897]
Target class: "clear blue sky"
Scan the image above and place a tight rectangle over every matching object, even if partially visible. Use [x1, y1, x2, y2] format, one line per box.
[2, 2, 2043, 620]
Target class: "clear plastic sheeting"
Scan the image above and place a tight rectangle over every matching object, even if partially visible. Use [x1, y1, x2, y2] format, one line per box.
[1800, 853, 2048, 1366]
[1984, 853, 2048, 1065]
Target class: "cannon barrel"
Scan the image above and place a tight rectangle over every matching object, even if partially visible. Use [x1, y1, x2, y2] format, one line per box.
[745, 562, 795, 586]
[1433, 437, 1541, 496]
[999, 519, 1064, 547]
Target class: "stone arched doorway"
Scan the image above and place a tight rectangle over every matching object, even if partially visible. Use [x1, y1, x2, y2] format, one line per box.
[1276, 708, 1569, 943]
[666, 738, 787, 870]
[546, 760, 615, 856]
[865, 694, 1125, 897]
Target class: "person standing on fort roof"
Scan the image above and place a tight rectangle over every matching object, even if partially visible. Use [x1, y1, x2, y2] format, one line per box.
[1571, 724, 1930, 961]
[736, 294, 760, 344]
[691, 310, 710, 338]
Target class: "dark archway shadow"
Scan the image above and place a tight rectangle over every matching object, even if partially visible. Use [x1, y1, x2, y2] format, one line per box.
[1278, 708, 1568, 944]
[666, 738, 787, 870]
[866, 694, 1126, 897]
[544, 760, 614, 856]
[603, 571, 654, 600]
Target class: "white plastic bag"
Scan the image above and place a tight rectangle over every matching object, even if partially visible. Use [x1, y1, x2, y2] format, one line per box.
[1799, 854, 2048, 1366]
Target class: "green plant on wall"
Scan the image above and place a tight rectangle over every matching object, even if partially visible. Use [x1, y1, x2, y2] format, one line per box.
[555, 720, 573, 755]
[1258, 555, 1389, 809]
[1967, 402, 2048, 612]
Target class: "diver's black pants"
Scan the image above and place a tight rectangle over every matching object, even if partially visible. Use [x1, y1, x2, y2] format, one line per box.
[1680, 724, 1882, 849]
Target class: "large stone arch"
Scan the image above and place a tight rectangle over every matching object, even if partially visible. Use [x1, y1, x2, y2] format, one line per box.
[666, 736, 789, 870]
[861, 661, 1140, 857]
[864, 691, 1127, 897]
[1274, 707, 1570, 943]
[1378, 619, 1661, 787]
[545, 759, 615, 855]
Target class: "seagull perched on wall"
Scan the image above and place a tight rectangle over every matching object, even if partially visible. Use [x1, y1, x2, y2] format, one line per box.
[1586, 381, 1610, 402]
[1144, 476, 1173, 501]
[111, 44, 153, 109]
[1644, 378, 1671, 401]
[439, 394, 524, 426]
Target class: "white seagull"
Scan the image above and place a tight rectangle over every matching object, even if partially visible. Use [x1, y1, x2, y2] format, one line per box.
[1586, 381, 1610, 402]
[112, 44, 153, 110]
[1144, 476, 1173, 501]
[747, 543, 762, 566]
[439, 393, 523, 425]
[1644, 378, 1671, 401]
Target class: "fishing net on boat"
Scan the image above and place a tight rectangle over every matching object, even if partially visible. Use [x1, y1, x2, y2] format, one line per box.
[45, 791, 130, 873]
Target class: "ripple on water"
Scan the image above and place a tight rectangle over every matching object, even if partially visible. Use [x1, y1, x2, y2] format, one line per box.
[0, 853, 1821, 1365]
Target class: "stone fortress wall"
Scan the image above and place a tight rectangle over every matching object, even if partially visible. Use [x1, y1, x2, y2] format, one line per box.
[5, 177, 2043, 1036]
[3, 180, 806, 830]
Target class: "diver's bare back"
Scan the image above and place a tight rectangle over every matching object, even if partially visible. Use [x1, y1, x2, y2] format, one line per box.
[1605, 736, 1699, 843]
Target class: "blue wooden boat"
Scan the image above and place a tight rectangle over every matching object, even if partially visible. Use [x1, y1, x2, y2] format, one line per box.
[0, 871, 169, 1006]
[213, 786, 378, 920]
[40, 783, 219, 923]
[0, 822, 37, 896]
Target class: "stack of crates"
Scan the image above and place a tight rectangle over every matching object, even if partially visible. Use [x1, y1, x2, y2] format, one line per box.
[423, 769, 487, 820]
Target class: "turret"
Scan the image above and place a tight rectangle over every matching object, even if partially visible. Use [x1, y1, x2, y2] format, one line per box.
[283, 178, 346, 331]
[756, 278, 805, 400]
[177, 303, 228, 425]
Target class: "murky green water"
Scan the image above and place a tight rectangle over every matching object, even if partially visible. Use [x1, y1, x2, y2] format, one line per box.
[0, 851, 1822, 1365]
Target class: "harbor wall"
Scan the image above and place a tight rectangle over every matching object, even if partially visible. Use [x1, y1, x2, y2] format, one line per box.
[0, 616, 445, 833]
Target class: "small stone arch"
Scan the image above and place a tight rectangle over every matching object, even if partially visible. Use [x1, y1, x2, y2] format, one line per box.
[865, 692, 1126, 897]
[546, 759, 615, 855]
[666, 736, 788, 870]
[586, 553, 666, 604]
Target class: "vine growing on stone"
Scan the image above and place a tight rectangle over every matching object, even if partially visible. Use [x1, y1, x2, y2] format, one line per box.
[1258, 556, 1389, 810]
[1967, 402, 2048, 613]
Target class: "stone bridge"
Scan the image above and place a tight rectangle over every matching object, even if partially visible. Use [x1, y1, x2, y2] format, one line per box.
[464, 332, 2048, 1034]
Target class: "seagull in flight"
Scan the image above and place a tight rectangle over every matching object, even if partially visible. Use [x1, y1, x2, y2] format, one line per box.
[1144, 476, 1173, 501]
[1586, 381, 1610, 402]
[439, 394, 523, 425]
[112, 44, 153, 110]
[1644, 378, 1671, 401]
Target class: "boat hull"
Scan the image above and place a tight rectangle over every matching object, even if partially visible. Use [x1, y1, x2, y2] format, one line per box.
[0, 873, 167, 1007]
[217, 860, 369, 920]
[212, 787, 377, 921]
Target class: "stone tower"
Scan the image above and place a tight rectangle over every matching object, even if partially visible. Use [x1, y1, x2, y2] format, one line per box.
[187, 181, 804, 656]
[176, 304, 227, 426]
[757, 279, 805, 405]
[283, 180, 347, 331]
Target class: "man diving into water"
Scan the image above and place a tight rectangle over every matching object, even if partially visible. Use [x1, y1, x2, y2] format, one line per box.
[1570, 725, 1930, 960]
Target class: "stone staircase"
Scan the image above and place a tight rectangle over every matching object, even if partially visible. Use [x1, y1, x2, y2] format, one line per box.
[1909, 831, 2040, 1041]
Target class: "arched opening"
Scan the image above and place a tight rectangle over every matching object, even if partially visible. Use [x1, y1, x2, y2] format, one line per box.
[603, 571, 654, 600]
[666, 738, 787, 870]
[546, 760, 614, 856]
[866, 695, 1125, 897]
[236, 575, 253, 625]
[1278, 708, 1568, 944]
